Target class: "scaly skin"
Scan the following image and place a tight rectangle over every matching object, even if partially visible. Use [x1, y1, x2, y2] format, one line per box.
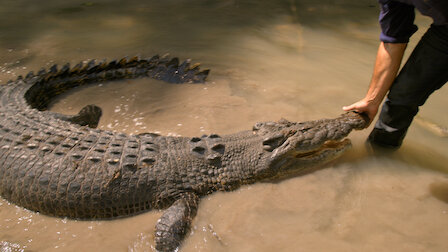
[0, 55, 368, 251]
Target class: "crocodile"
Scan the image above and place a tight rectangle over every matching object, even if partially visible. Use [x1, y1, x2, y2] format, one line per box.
[0, 55, 368, 252]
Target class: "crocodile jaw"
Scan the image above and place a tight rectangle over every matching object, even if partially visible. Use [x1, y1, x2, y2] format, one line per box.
[265, 138, 352, 180]
[293, 138, 351, 160]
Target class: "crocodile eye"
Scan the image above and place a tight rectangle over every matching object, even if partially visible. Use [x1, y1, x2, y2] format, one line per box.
[262, 133, 284, 149]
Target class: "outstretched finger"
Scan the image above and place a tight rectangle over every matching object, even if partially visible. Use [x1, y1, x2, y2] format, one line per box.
[342, 104, 356, 111]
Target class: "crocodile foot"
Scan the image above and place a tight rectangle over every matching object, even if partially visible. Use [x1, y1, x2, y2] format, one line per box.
[155, 193, 199, 252]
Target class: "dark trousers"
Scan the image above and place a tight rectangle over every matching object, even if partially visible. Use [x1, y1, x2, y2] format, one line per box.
[369, 24, 448, 148]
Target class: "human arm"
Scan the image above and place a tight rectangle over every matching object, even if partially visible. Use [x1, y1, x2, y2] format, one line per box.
[343, 42, 407, 123]
[343, 0, 417, 124]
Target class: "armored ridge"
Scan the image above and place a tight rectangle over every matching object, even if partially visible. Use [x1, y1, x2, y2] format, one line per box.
[0, 55, 368, 252]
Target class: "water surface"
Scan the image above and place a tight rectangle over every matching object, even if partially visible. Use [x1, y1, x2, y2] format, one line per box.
[1, 0, 447, 251]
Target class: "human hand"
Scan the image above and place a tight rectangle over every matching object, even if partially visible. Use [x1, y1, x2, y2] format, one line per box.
[342, 99, 379, 126]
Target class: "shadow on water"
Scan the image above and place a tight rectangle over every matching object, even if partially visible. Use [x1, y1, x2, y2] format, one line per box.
[0, 0, 379, 49]
[429, 182, 448, 204]
[342, 138, 448, 175]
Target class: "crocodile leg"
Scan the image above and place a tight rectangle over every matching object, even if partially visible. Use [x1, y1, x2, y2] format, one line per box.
[155, 193, 199, 252]
[52, 104, 102, 128]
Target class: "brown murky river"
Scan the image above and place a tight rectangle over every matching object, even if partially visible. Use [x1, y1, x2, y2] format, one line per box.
[1, 0, 447, 251]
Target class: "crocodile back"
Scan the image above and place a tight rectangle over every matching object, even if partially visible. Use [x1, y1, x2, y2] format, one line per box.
[0, 56, 210, 219]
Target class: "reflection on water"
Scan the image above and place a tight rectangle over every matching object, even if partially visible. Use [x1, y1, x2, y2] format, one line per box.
[1, 0, 447, 251]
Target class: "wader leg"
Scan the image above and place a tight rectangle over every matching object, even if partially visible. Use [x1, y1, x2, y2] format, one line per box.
[369, 25, 448, 148]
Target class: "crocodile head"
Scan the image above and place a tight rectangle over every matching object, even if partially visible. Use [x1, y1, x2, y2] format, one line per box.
[253, 112, 368, 180]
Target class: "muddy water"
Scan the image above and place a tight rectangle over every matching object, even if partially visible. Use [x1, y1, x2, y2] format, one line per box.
[1, 0, 447, 251]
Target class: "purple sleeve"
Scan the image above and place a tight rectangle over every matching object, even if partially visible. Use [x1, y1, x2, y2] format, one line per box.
[378, 0, 418, 43]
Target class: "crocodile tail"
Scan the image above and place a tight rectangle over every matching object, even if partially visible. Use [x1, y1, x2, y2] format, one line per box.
[23, 55, 210, 110]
